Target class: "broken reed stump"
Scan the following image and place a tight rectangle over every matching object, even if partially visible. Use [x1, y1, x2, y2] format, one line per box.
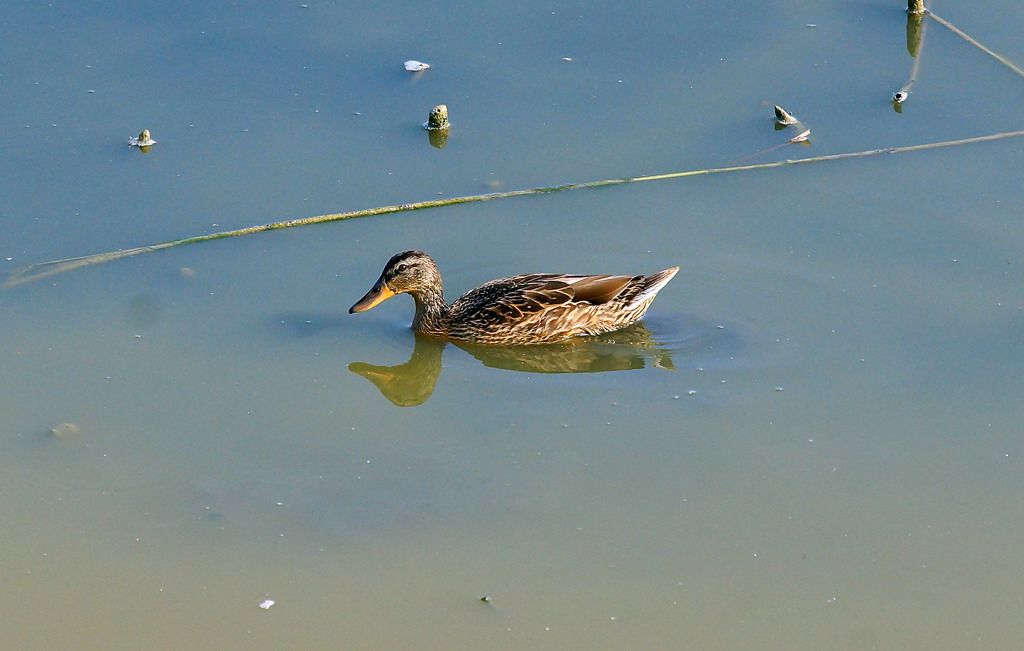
[908, 0, 925, 15]
[773, 105, 799, 125]
[425, 104, 449, 131]
[424, 104, 450, 148]
[906, 10, 924, 57]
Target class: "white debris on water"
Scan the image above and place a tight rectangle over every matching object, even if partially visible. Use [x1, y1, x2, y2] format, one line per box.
[404, 60, 430, 72]
[789, 129, 811, 143]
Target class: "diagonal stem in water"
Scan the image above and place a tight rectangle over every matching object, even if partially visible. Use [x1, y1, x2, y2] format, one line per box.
[6, 129, 1024, 288]
[928, 10, 1024, 79]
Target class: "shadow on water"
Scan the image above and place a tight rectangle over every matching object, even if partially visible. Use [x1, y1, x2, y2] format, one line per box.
[348, 315, 745, 407]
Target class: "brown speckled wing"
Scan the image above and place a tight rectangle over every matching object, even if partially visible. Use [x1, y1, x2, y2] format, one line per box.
[442, 269, 677, 345]
[562, 275, 636, 305]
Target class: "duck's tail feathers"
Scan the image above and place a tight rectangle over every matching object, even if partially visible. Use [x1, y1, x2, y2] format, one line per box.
[629, 267, 679, 309]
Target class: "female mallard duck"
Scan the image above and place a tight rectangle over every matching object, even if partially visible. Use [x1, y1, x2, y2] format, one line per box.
[349, 251, 678, 345]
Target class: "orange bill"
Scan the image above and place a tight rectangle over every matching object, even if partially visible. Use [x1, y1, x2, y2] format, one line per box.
[349, 279, 396, 313]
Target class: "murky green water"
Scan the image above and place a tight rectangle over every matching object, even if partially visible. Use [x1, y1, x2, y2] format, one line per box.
[3, 1, 1024, 648]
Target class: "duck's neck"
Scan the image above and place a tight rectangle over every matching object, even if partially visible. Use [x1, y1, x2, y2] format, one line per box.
[411, 286, 449, 335]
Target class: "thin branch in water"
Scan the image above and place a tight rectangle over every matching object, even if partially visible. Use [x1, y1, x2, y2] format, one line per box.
[928, 11, 1024, 79]
[6, 129, 1024, 289]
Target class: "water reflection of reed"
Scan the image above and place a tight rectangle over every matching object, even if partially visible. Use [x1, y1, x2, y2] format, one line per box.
[348, 323, 674, 407]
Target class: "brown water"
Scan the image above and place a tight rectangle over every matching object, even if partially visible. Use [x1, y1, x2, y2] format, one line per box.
[3, 1, 1024, 649]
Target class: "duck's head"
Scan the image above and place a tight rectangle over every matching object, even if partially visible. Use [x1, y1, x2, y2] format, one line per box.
[349, 250, 442, 313]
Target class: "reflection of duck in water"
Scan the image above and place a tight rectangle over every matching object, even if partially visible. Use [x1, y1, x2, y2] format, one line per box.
[348, 335, 445, 407]
[457, 321, 674, 373]
[348, 325, 675, 407]
[349, 251, 678, 345]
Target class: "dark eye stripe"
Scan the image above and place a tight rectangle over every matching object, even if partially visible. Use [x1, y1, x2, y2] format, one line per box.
[386, 250, 428, 275]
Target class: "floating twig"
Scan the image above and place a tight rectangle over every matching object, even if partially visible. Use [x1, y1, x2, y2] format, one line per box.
[7, 129, 1024, 288]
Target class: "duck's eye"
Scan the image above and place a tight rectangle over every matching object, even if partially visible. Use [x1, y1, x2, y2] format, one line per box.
[395, 263, 408, 274]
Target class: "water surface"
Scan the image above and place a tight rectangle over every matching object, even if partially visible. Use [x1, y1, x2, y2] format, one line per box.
[2, 1, 1024, 649]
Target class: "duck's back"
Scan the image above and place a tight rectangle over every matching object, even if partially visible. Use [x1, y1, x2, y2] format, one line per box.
[444, 269, 677, 345]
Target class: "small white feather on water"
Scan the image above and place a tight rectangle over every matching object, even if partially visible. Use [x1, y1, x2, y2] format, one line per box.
[404, 60, 430, 72]
[259, 599, 275, 610]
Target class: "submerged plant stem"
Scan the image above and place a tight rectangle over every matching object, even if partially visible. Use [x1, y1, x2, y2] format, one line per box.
[6, 129, 1024, 288]
[928, 11, 1024, 79]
